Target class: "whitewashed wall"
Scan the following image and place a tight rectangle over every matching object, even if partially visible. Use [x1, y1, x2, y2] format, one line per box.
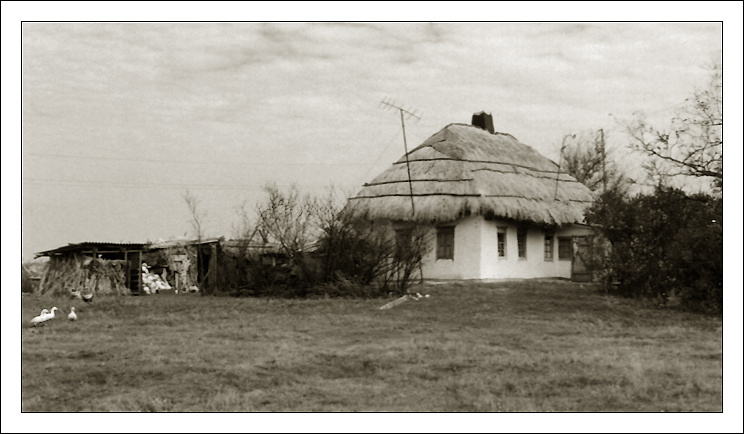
[419, 215, 483, 280]
[414, 216, 592, 280]
[480, 218, 593, 279]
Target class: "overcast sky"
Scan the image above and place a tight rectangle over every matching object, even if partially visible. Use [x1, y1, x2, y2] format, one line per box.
[6, 7, 737, 263]
[17, 21, 725, 259]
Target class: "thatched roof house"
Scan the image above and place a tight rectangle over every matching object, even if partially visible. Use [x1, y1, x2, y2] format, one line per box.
[350, 112, 595, 280]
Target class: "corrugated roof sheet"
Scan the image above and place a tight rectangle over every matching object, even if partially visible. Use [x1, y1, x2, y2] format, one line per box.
[35, 241, 148, 257]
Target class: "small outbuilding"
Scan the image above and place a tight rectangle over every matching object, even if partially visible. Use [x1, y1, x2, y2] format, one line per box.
[35, 242, 147, 295]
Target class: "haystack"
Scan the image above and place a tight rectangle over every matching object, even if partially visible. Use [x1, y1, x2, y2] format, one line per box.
[38, 253, 128, 296]
[350, 123, 593, 225]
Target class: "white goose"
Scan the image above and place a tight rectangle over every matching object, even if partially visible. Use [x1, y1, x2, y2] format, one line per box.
[46, 307, 58, 320]
[30, 309, 51, 326]
[68, 307, 77, 321]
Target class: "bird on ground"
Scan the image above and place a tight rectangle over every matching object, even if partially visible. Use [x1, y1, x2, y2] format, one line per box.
[30, 310, 50, 326]
[82, 293, 94, 303]
[46, 307, 58, 320]
[68, 307, 77, 321]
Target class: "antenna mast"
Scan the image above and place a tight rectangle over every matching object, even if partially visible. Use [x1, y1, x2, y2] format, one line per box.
[600, 128, 607, 194]
[554, 134, 575, 201]
[380, 98, 421, 217]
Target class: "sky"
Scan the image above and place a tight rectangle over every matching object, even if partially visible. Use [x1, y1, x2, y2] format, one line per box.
[4, 3, 744, 432]
[14, 19, 727, 260]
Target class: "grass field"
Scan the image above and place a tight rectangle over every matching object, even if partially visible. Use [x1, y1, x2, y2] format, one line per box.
[20, 280, 722, 412]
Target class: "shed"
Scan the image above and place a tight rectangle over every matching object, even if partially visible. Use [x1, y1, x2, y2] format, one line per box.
[35, 242, 147, 295]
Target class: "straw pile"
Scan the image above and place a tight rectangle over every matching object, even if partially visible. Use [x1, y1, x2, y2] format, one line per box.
[350, 123, 593, 225]
[38, 254, 128, 296]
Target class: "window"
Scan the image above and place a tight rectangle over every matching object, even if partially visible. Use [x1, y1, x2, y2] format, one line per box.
[517, 228, 527, 259]
[394, 228, 413, 261]
[558, 237, 572, 260]
[395, 228, 412, 251]
[436, 226, 455, 260]
[544, 235, 554, 261]
[497, 227, 507, 258]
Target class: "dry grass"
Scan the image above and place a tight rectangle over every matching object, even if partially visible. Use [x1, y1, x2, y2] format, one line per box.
[20, 280, 722, 412]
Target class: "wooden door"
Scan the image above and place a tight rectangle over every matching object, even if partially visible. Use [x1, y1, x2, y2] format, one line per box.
[571, 237, 593, 282]
[126, 250, 143, 295]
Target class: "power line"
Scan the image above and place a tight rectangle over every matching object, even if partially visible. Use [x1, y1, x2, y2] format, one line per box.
[22, 177, 359, 191]
[24, 89, 405, 125]
[22, 152, 371, 167]
[359, 126, 402, 182]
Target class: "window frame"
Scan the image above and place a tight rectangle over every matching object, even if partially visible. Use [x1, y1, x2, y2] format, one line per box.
[558, 237, 573, 261]
[394, 228, 413, 252]
[436, 226, 455, 260]
[517, 227, 527, 259]
[544, 234, 554, 261]
[497, 226, 507, 259]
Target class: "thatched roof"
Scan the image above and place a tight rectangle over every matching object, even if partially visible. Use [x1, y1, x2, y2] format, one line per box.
[350, 123, 594, 225]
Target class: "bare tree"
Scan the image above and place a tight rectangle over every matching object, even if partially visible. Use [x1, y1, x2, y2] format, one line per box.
[255, 183, 319, 283]
[625, 58, 722, 190]
[561, 130, 627, 194]
[388, 226, 431, 295]
[313, 186, 355, 282]
[232, 200, 263, 248]
[182, 190, 210, 291]
[237, 184, 434, 296]
[312, 186, 431, 293]
[183, 190, 207, 239]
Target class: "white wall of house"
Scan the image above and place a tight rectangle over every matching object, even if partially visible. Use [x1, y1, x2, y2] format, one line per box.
[480, 218, 593, 279]
[419, 215, 483, 280]
[417, 216, 592, 280]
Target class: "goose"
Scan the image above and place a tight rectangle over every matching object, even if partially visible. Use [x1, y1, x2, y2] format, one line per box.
[68, 307, 77, 321]
[46, 307, 58, 320]
[82, 293, 94, 303]
[30, 310, 49, 326]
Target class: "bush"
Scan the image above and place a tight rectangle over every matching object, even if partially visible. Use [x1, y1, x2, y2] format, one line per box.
[587, 187, 722, 313]
[213, 185, 429, 299]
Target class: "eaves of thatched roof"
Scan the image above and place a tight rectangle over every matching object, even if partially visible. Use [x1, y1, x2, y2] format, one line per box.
[350, 123, 594, 225]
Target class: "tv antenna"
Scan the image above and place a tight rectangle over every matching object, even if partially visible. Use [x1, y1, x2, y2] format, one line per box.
[380, 97, 422, 217]
[554, 134, 575, 201]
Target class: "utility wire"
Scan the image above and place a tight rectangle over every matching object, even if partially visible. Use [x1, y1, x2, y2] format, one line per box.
[359, 126, 403, 182]
[22, 152, 371, 167]
[22, 178, 358, 191]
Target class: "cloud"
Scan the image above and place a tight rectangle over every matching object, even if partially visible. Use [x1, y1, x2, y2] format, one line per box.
[20, 22, 724, 257]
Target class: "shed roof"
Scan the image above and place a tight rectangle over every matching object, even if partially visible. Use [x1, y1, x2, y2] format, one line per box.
[35, 242, 148, 258]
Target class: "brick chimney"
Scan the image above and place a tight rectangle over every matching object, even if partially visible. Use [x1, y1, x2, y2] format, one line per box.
[472, 111, 494, 134]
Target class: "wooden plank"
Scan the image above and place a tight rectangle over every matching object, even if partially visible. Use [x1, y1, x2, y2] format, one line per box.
[379, 295, 410, 310]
